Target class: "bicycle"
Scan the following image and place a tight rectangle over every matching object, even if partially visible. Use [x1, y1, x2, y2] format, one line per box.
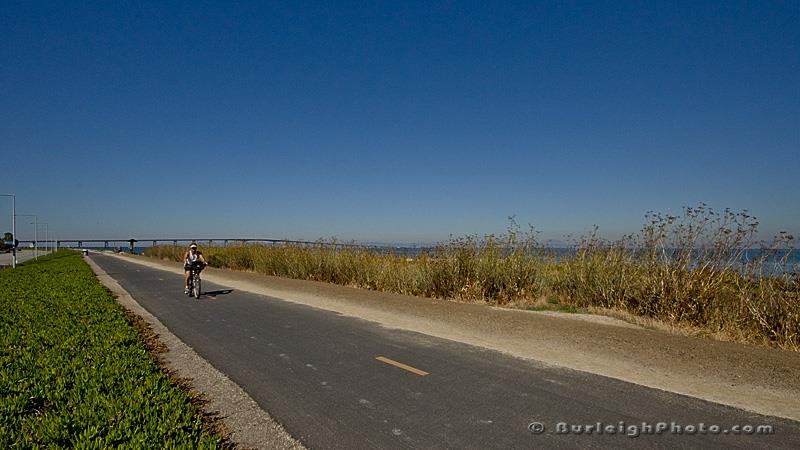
[187, 261, 206, 298]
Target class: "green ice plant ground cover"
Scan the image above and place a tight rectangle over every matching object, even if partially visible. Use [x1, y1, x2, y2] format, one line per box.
[0, 251, 222, 448]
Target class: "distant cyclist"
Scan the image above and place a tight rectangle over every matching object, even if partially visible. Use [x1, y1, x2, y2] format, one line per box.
[183, 243, 207, 294]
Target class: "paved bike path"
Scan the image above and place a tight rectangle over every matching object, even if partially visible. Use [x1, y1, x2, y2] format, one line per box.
[91, 254, 800, 449]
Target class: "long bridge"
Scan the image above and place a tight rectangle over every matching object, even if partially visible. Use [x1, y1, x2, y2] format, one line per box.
[16, 238, 376, 252]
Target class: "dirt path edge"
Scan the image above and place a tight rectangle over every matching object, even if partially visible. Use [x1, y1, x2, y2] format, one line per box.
[111, 252, 800, 422]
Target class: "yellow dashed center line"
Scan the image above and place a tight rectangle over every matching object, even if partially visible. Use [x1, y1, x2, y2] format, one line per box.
[375, 356, 430, 376]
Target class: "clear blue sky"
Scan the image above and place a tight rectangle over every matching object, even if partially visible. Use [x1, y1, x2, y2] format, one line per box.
[2, 1, 798, 244]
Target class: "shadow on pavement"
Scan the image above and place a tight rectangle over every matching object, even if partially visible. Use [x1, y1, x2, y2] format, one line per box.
[204, 289, 234, 298]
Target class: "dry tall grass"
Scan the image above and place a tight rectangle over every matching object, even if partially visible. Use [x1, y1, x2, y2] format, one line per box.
[145, 206, 799, 350]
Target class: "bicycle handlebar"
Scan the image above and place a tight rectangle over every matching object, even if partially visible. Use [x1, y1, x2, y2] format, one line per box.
[188, 261, 207, 271]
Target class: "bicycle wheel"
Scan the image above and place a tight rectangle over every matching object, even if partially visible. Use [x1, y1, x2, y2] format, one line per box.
[193, 275, 201, 298]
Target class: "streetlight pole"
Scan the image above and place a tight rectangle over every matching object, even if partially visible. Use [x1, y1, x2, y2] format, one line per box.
[0, 193, 15, 268]
[32, 216, 37, 259]
[38, 223, 48, 254]
[16, 214, 38, 260]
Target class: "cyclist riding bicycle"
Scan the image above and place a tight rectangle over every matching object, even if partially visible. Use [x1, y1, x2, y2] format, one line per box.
[183, 243, 207, 294]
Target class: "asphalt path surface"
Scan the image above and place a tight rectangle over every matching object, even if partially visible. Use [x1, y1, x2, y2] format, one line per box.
[0, 249, 50, 267]
[91, 254, 800, 449]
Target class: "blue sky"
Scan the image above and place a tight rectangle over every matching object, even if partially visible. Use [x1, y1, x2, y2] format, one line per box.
[2, 1, 798, 244]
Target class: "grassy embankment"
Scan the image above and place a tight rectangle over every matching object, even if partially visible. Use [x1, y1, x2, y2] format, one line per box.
[146, 205, 799, 350]
[0, 251, 223, 448]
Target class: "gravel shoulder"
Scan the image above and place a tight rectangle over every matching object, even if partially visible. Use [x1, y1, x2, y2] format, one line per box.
[86, 255, 306, 450]
[111, 252, 800, 422]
